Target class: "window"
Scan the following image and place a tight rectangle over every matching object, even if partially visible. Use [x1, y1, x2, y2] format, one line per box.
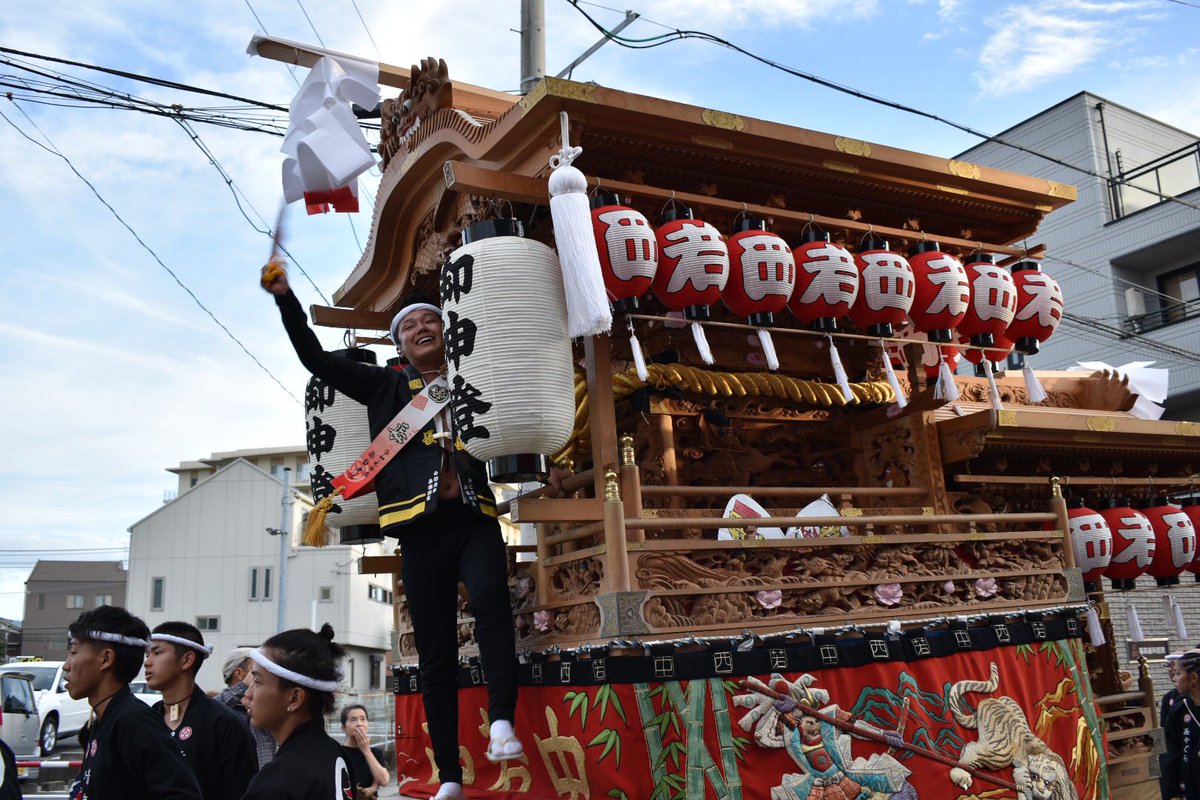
[296, 462, 312, 481]
[189, 476, 198, 487]
[151, 578, 165, 612]
[369, 655, 382, 690]
[195, 616, 219, 632]
[66, 594, 85, 609]
[1158, 263, 1200, 326]
[347, 658, 355, 687]
[250, 568, 273, 601]
[95, 594, 113, 608]
[36, 594, 44, 611]
[318, 586, 333, 602]
[368, 584, 393, 604]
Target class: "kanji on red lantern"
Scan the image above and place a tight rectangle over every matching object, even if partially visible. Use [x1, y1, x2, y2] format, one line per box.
[848, 235, 913, 337]
[958, 253, 1016, 347]
[1008, 261, 1064, 355]
[789, 230, 858, 331]
[907, 242, 969, 342]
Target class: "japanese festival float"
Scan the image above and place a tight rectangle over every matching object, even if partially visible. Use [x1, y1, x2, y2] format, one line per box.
[250, 36, 1200, 800]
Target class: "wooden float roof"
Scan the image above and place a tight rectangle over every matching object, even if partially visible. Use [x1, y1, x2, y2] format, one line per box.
[334, 74, 1076, 317]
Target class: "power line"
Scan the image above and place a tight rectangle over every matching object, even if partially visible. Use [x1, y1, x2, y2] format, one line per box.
[563, 0, 1200, 216]
[0, 102, 301, 405]
[295, 0, 329, 47]
[348, 0, 383, 58]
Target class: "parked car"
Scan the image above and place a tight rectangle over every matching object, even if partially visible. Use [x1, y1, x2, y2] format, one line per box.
[0, 661, 89, 755]
[129, 680, 162, 706]
[0, 670, 41, 772]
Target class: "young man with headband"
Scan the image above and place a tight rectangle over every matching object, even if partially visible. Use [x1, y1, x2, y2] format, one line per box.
[265, 268, 524, 799]
[63, 606, 202, 799]
[144, 622, 259, 799]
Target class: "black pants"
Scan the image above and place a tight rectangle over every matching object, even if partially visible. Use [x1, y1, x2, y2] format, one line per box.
[398, 501, 518, 785]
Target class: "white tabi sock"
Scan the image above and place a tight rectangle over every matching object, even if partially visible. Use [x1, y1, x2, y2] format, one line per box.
[489, 718, 522, 757]
[433, 781, 464, 800]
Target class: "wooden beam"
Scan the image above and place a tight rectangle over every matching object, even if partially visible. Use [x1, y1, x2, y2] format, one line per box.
[955, 474, 1199, 487]
[509, 497, 604, 523]
[310, 304, 394, 331]
[442, 161, 1044, 259]
[248, 35, 517, 117]
[360, 555, 402, 574]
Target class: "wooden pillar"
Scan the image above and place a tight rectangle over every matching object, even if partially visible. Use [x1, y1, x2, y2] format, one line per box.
[655, 412, 681, 510]
[603, 469, 631, 592]
[535, 521, 553, 606]
[620, 434, 644, 544]
[1051, 477, 1076, 570]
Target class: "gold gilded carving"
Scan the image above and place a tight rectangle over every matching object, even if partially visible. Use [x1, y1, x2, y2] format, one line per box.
[691, 134, 734, 150]
[1036, 204, 1054, 212]
[400, 150, 419, 176]
[479, 710, 532, 792]
[701, 108, 745, 131]
[998, 410, 1018, 427]
[835, 136, 871, 157]
[1047, 180, 1078, 200]
[1176, 422, 1199, 437]
[543, 77, 597, 103]
[863, 535, 884, 546]
[518, 81, 548, 114]
[937, 184, 969, 195]
[1086, 416, 1117, 432]
[824, 160, 860, 174]
[627, 541, 646, 551]
[533, 706, 590, 799]
[947, 160, 982, 179]
[842, 508, 863, 517]
[1073, 434, 1102, 443]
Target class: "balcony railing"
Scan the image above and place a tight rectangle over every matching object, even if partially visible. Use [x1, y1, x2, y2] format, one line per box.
[1111, 142, 1200, 219]
[1120, 302, 1200, 334]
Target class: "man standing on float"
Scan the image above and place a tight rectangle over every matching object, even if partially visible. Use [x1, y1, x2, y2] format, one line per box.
[264, 267, 521, 800]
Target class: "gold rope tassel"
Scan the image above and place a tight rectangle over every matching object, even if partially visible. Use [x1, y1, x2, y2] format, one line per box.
[303, 487, 343, 547]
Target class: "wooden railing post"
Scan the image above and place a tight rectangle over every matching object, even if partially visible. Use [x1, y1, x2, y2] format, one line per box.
[620, 434, 644, 544]
[1051, 476, 1076, 570]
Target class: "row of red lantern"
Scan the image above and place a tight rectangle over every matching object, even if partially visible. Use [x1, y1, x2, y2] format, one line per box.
[1063, 496, 1200, 590]
[590, 196, 1064, 366]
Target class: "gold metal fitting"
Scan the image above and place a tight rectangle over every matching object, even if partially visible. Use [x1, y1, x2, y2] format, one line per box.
[620, 434, 635, 467]
[604, 469, 621, 502]
[1050, 476, 1062, 499]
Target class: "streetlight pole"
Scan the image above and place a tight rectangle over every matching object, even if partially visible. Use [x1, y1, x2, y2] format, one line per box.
[520, 0, 545, 95]
[277, 467, 292, 633]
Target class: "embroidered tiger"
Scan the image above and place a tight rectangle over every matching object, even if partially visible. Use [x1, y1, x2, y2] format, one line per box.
[947, 662, 1078, 800]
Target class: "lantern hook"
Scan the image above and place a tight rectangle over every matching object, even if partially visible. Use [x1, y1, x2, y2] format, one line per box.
[858, 224, 876, 250]
[590, 175, 603, 197]
[659, 190, 681, 217]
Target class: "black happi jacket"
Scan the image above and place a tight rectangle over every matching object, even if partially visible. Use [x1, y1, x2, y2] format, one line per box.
[1164, 694, 1200, 800]
[77, 686, 202, 800]
[276, 290, 496, 533]
[241, 717, 357, 800]
[152, 685, 258, 800]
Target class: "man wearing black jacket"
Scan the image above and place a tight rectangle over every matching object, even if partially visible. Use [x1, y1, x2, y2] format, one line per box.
[144, 622, 258, 799]
[63, 606, 202, 800]
[265, 269, 521, 800]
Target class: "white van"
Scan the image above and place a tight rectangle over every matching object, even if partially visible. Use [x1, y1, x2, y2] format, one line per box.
[0, 662, 89, 755]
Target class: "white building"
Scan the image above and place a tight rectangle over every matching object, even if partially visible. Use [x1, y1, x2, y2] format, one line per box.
[957, 91, 1200, 419]
[127, 447, 396, 693]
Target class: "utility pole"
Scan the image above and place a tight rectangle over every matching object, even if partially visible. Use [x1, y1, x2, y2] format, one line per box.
[277, 468, 292, 633]
[520, 0, 545, 95]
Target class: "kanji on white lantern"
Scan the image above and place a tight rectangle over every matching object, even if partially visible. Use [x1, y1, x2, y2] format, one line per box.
[653, 206, 729, 365]
[1144, 497, 1198, 587]
[1066, 498, 1113, 588]
[958, 253, 1016, 347]
[722, 217, 795, 371]
[304, 349, 381, 544]
[848, 234, 914, 338]
[441, 218, 576, 482]
[1101, 498, 1156, 591]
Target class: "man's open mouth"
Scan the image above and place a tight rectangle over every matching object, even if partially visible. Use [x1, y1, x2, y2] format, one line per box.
[416, 336, 434, 345]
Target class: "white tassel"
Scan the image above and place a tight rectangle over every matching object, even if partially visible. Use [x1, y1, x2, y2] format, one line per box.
[630, 329, 649, 382]
[939, 358, 960, 402]
[1085, 607, 1106, 646]
[547, 111, 612, 338]
[1127, 603, 1145, 642]
[1172, 595, 1189, 639]
[1163, 594, 1175, 630]
[691, 321, 715, 365]
[1023, 362, 1047, 403]
[828, 336, 854, 403]
[757, 328, 780, 371]
[880, 341, 907, 409]
[984, 361, 1004, 411]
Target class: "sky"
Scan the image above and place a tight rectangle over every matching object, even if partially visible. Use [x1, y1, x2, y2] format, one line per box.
[0, 0, 1198, 622]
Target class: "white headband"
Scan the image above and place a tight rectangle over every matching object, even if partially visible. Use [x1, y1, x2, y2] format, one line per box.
[389, 302, 441, 344]
[151, 633, 214, 656]
[249, 648, 340, 693]
[82, 631, 150, 649]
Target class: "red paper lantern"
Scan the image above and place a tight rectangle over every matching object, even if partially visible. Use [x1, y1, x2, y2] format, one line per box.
[1101, 499, 1155, 590]
[1183, 498, 1200, 577]
[652, 208, 729, 320]
[848, 234, 914, 337]
[591, 192, 657, 314]
[1065, 499, 1113, 586]
[1144, 497, 1198, 586]
[1008, 261, 1064, 355]
[788, 228, 858, 331]
[722, 218, 795, 323]
[958, 253, 1016, 347]
[907, 241, 970, 343]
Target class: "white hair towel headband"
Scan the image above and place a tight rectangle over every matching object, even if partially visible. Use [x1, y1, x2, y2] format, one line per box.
[249, 648, 340, 693]
[151, 633, 214, 656]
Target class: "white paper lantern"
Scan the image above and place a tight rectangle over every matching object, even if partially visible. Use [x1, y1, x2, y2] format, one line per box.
[304, 349, 380, 534]
[441, 222, 576, 481]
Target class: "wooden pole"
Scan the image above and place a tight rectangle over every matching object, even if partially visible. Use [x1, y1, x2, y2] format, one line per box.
[620, 434, 644, 544]
[1051, 477, 1076, 570]
[603, 470, 631, 592]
